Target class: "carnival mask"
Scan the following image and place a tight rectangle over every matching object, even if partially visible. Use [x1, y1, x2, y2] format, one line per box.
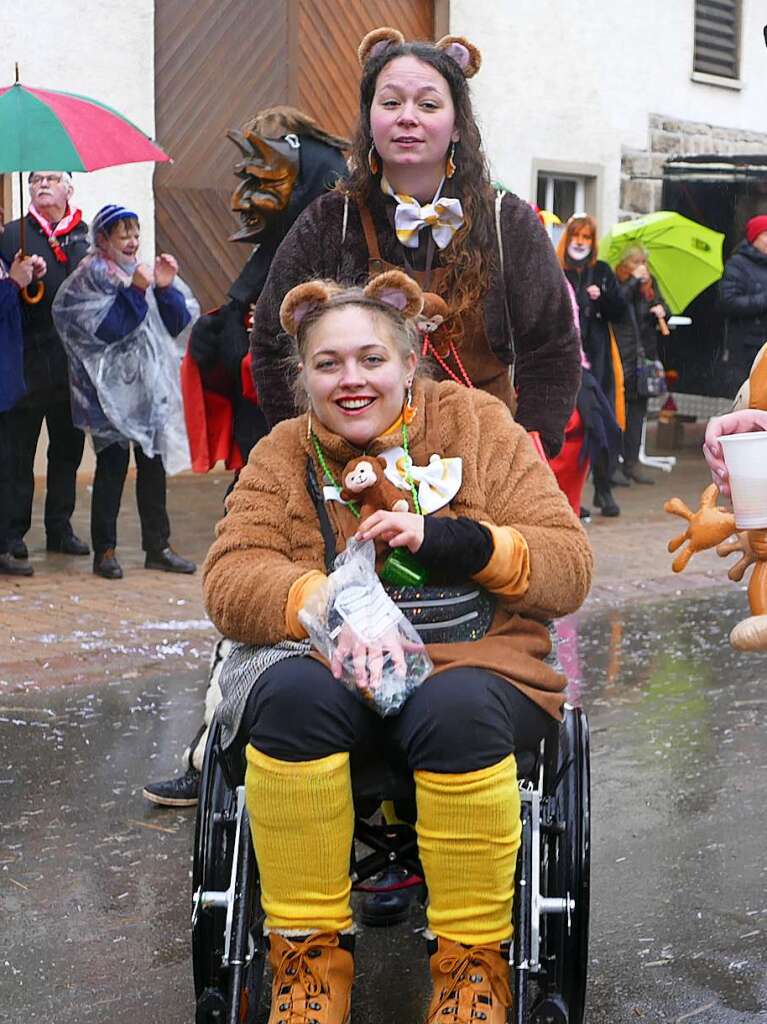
[228, 124, 300, 243]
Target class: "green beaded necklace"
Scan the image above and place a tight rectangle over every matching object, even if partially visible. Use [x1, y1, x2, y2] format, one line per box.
[310, 420, 423, 517]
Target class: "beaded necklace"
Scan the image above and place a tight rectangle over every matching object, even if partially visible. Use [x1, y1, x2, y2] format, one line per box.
[421, 334, 474, 389]
[310, 419, 422, 517]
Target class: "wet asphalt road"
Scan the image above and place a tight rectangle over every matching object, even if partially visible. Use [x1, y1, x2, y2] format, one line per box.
[1, 588, 766, 1023]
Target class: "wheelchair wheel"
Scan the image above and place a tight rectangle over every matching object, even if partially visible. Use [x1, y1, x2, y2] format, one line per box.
[192, 720, 265, 1023]
[539, 705, 591, 1023]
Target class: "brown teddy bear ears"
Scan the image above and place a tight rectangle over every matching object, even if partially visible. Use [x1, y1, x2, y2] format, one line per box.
[358, 26, 405, 67]
[279, 272, 423, 335]
[358, 27, 481, 79]
[279, 281, 338, 335]
[365, 269, 424, 319]
[435, 35, 482, 78]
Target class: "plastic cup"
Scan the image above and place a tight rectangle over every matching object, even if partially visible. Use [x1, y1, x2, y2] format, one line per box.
[719, 432, 767, 529]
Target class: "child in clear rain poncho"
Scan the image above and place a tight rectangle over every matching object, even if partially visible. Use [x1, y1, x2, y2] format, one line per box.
[52, 204, 199, 579]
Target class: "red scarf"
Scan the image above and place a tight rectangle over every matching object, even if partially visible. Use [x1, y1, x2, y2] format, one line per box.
[28, 202, 83, 264]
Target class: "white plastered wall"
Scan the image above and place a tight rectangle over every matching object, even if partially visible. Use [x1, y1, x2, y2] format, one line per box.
[449, 0, 767, 227]
[2, 0, 156, 476]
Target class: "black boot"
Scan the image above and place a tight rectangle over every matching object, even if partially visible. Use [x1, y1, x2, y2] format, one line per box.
[624, 463, 656, 485]
[593, 488, 620, 517]
[0, 552, 34, 576]
[358, 865, 423, 926]
[94, 548, 123, 579]
[145, 547, 197, 574]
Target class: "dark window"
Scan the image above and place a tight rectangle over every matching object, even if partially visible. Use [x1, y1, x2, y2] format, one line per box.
[694, 0, 741, 79]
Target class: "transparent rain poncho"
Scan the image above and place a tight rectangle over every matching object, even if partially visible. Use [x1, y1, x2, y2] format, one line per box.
[52, 249, 199, 475]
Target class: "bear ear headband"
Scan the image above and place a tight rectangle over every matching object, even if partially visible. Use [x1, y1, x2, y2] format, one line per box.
[279, 270, 424, 336]
[357, 26, 481, 78]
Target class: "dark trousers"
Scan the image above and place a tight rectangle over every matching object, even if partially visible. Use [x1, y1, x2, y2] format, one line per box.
[240, 658, 554, 774]
[0, 412, 12, 554]
[8, 397, 84, 542]
[623, 395, 648, 467]
[91, 442, 170, 555]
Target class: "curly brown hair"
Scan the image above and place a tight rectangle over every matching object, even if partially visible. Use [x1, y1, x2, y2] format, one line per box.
[342, 41, 496, 338]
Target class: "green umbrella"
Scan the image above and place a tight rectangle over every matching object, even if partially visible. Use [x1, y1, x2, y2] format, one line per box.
[598, 210, 724, 314]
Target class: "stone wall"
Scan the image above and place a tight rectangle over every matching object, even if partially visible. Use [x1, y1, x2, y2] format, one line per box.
[619, 113, 767, 220]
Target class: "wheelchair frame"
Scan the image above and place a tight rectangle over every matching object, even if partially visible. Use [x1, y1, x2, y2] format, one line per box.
[191, 704, 590, 1024]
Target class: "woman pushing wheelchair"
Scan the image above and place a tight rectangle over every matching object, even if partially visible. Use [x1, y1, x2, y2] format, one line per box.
[202, 269, 593, 1023]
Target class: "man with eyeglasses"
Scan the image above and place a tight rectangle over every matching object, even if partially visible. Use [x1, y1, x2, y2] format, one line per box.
[0, 171, 90, 562]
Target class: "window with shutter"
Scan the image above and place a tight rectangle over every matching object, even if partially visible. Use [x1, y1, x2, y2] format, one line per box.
[693, 0, 741, 80]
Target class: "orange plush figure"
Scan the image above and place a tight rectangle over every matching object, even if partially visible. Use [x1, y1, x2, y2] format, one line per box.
[664, 484, 737, 573]
[340, 456, 410, 522]
[665, 349, 767, 651]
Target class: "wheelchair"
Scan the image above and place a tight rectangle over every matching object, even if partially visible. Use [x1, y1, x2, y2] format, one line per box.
[191, 701, 590, 1024]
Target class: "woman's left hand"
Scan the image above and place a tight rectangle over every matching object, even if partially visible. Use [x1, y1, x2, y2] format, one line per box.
[331, 622, 407, 691]
[154, 253, 178, 288]
[586, 284, 601, 300]
[649, 303, 666, 319]
[356, 510, 424, 553]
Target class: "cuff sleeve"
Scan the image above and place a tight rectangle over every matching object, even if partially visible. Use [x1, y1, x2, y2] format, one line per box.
[472, 522, 531, 599]
[285, 570, 327, 639]
[418, 515, 494, 578]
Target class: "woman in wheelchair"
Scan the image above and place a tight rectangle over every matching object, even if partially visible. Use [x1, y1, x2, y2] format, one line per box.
[202, 270, 593, 1024]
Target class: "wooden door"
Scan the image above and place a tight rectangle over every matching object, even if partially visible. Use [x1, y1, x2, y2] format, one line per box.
[154, 1, 437, 309]
[154, 0, 289, 310]
[292, 0, 435, 138]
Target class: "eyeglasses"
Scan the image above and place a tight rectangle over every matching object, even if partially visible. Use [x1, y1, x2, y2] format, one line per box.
[29, 174, 64, 185]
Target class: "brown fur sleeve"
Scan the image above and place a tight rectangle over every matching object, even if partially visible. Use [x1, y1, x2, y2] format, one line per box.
[474, 397, 593, 618]
[202, 424, 325, 645]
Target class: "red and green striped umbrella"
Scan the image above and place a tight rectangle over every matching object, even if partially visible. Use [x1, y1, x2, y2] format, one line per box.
[0, 79, 170, 171]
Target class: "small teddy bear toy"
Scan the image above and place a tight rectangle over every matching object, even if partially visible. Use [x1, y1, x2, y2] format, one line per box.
[340, 455, 410, 522]
[416, 292, 450, 343]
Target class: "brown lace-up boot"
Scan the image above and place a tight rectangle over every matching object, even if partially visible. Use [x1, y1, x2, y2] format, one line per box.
[426, 936, 512, 1023]
[267, 931, 353, 1024]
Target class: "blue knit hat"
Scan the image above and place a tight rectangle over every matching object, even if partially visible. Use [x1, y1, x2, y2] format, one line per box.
[92, 204, 139, 236]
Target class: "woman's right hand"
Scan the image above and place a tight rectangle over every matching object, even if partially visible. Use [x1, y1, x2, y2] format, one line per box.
[632, 263, 650, 282]
[704, 410, 767, 496]
[131, 264, 153, 291]
[9, 252, 34, 289]
[331, 622, 407, 692]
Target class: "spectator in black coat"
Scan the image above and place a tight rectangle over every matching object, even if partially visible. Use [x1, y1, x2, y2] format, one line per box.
[0, 172, 89, 559]
[718, 215, 767, 398]
[0, 250, 46, 575]
[557, 215, 626, 515]
[612, 246, 670, 485]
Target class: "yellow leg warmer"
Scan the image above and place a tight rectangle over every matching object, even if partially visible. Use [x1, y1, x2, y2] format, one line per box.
[244, 745, 354, 933]
[415, 753, 521, 946]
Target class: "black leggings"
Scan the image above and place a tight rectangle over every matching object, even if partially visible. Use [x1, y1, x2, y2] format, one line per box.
[240, 658, 554, 774]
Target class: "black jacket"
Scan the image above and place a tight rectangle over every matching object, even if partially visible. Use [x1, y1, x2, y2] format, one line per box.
[611, 276, 668, 396]
[718, 241, 767, 355]
[564, 259, 625, 402]
[0, 214, 89, 401]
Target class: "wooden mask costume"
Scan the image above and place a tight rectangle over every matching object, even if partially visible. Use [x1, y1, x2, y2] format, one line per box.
[227, 107, 349, 243]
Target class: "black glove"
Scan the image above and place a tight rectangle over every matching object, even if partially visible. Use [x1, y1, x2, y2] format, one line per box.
[188, 300, 248, 375]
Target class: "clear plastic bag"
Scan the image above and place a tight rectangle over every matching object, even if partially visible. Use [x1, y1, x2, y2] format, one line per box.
[299, 539, 433, 716]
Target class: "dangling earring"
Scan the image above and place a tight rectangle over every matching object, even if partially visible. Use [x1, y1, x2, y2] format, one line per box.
[446, 142, 457, 179]
[306, 410, 313, 439]
[403, 380, 415, 424]
[368, 144, 380, 175]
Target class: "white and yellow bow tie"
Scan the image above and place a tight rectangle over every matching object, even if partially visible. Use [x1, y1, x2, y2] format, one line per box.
[381, 175, 464, 250]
